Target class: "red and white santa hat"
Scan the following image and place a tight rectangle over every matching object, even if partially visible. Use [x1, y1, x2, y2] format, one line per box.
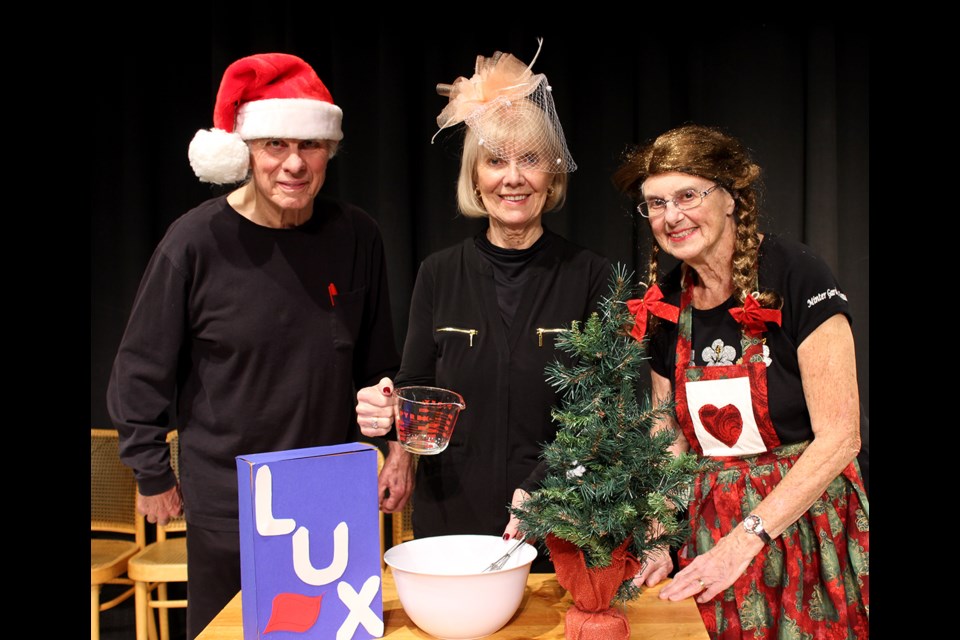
[188, 53, 344, 184]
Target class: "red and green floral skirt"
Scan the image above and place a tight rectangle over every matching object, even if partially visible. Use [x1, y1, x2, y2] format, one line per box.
[679, 441, 869, 639]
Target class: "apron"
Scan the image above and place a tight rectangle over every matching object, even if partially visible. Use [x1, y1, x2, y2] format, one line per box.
[670, 274, 869, 640]
[672, 278, 780, 457]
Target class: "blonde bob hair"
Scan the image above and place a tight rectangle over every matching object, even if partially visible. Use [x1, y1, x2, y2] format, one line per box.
[455, 101, 569, 218]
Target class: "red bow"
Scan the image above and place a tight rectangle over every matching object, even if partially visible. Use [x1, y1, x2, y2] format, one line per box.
[728, 295, 781, 334]
[626, 285, 679, 343]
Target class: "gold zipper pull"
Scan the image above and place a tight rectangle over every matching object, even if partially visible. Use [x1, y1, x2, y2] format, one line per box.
[536, 328, 566, 347]
[436, 327, 479, 347]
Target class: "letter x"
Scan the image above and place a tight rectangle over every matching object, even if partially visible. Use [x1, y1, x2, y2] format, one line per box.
[336, 575, 383, 639]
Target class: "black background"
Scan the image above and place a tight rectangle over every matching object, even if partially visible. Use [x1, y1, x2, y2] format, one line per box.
[90, 19, 869, 432]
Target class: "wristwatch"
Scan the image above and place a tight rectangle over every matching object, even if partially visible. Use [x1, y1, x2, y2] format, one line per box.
[742, 514, 772, 543]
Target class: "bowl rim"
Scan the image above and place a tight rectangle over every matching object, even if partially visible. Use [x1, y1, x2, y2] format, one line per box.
[383, 534, 538, 577]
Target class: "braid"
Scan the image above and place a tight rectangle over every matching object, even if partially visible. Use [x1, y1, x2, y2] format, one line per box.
[645, 243, 663, 333]
[646, 242, 660, 290]
[731, 186, 760, 303]
[730, 169, 781, 310]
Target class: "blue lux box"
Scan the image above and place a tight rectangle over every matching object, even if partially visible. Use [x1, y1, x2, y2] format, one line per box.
[236, 443, 383, 639]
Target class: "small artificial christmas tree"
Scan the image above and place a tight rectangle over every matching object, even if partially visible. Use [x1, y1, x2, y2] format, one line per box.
[512, 264, 697, 639]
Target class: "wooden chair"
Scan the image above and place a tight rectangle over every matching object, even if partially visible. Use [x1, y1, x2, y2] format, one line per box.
[127, 431, 187, 640]
[392, 500, 415, 548]
[391, 455, 417, 548]
[375, 447, 385, 569]
[91, 429, 151, 640]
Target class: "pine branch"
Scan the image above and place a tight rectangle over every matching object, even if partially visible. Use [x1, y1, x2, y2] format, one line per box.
[512, 264, 698, 605]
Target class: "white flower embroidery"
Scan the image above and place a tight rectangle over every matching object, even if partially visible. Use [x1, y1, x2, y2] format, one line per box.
[703, 339, 737, 366]
[762, 344, 772, 367]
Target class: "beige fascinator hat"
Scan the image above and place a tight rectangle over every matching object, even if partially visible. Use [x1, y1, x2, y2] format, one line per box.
[433, 38, 576, 174]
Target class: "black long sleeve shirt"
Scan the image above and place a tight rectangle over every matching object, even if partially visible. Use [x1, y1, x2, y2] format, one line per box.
[107, 195, 400, 530]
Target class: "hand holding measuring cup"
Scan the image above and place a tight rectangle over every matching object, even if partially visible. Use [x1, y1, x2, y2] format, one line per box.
[356, 377, 397, 438]
[394, 386, 466, 454]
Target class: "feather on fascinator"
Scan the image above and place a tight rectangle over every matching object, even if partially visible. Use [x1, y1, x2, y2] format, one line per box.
[432, 38, 576, 174]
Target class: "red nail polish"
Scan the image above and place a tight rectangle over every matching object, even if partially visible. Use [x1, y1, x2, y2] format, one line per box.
[503, 533, 510, 541]
[382, 386, 392, 396]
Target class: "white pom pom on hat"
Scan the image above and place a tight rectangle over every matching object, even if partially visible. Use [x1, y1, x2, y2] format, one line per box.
[188, 129, 251, 184]
[188, 53, 344, 184]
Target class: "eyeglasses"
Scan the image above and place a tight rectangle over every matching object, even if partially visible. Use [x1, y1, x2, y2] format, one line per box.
[252, 139, 330, 159]
[637, 184, 722, 218]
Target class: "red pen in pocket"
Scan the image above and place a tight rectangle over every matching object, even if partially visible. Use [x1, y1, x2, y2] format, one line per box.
[328, 282, 338, 307]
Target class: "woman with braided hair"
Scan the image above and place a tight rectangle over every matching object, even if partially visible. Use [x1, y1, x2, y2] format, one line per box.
[613, 124, 868, 639]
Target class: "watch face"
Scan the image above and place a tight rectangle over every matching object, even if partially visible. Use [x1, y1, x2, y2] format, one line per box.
[743, 514, 772, 543]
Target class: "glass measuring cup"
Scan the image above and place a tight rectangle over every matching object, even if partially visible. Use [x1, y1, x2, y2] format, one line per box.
[394, 386, 466, 455]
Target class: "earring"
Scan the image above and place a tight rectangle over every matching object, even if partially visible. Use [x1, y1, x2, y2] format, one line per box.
[547, 186, 555, 197]
[474, 185, 482, 201]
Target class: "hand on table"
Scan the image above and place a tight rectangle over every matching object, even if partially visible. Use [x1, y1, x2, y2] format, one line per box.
[659, 528, 764, 603]
[632, 545, 673, 587]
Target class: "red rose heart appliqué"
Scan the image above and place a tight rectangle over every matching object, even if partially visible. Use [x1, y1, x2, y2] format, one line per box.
[698, 403, 743, 448]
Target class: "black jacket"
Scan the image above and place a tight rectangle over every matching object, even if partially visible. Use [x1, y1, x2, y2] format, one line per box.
[395, 229, 610, 538]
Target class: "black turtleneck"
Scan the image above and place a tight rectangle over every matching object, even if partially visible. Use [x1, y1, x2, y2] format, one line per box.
[474, 229, 554, 328]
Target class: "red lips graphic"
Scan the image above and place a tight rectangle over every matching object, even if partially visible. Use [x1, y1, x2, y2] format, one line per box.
[263, 592, 323, 634]
[698, 403, 743, 448]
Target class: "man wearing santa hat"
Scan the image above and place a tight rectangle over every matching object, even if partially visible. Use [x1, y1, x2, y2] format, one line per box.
[107, 52, 414, 638]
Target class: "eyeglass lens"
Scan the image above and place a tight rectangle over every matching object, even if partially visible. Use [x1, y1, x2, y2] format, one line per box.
[638, 186, 715, 217]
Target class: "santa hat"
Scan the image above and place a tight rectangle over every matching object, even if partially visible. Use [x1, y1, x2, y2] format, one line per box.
[188, 53, 344, 184]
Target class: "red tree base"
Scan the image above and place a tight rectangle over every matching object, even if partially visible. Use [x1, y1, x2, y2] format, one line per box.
[546, 534, 640, 640]
[564, 605, 630, 640]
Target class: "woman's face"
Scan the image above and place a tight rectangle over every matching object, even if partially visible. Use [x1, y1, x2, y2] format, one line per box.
[248, 139, 330, 212]
[641, 172, 737, 267]
[475, 147, 552, 233]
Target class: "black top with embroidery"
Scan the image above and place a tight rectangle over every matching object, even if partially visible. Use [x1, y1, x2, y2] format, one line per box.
[648, 234, 852, 445]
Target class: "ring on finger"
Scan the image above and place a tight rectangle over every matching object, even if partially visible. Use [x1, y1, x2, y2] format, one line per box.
[697, 578, 706, 591]
[372, 417, 379, 429]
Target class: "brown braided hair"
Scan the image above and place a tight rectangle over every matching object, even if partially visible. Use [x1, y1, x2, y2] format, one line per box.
[612, 124, 781, 315]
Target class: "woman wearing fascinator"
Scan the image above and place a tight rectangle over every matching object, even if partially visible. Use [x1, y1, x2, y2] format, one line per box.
[356, 40, 609, 570]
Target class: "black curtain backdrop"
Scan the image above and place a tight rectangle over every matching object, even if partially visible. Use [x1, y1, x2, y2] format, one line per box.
[91, 21, 869, 431]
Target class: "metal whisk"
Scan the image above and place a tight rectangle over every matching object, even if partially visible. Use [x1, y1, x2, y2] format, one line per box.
[482, 538, 526, 573]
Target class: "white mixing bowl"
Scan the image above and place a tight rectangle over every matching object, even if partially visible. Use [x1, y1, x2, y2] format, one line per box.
[384, 534, 538, 639]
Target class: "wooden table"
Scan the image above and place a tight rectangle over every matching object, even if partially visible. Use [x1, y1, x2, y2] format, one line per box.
[197, 569, 708, 639]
